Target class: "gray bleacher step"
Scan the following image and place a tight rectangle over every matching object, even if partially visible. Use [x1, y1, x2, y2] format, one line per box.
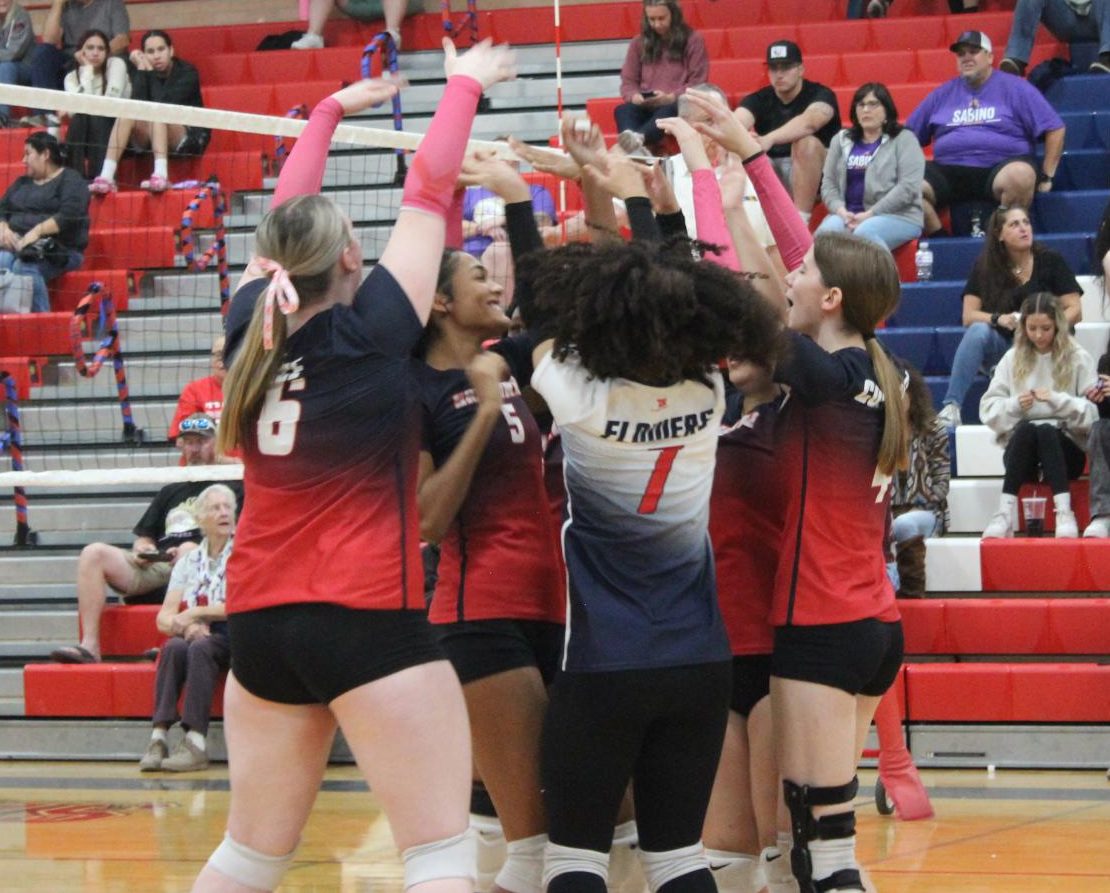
[139, 270, 229, 311]
[342, 107, 571, 144]
[0, 500, 142, 537]
[0, 555, 79, 585]
[5, 447, 181, 472]
[0, 642, 63, 660]
[21, 401, 178, 443]
[0, 610, 74, 643]
[0, 583, 80, 603]
[0, 698, 23, 718]
[397, 41, 626, 79]
[0, 528, 133, 548]
[237, 187, 402, 227]
[115, 313, 223, 353]
[221, 223, 392, 265]
[32, 357, 210, 402]
[0, 668, 24, 699]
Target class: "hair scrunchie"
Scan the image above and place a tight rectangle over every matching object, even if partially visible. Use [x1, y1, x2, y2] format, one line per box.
[252, 257, 300, 350]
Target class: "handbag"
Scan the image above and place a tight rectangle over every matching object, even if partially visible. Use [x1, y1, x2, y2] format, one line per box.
[18, 236, 68, 267]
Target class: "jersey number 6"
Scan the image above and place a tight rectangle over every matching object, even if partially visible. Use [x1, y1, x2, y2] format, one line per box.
[257, 383, 302, 456]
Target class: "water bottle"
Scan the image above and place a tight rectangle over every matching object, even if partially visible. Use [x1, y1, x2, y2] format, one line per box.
[970, 211, 984, 238]
[914, 241, 933, 281]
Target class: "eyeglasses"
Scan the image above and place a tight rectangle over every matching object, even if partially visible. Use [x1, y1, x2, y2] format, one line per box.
[180, 417, 215, 433]
[856, 100, 883, 109]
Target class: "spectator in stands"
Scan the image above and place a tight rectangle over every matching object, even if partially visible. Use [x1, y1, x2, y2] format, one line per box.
[614, 0, 708, 153]
[906, 30, 1065, 236]
[980, 292, 1097, 538]
[735, 40, 840, 219]
[0, 1, 35, 128]
[817, 82, 925, 252]
[90, 30, 209, 195]
[49, 413, 241, 664]
[61, 28, 131, 180]
[0, 131, 88, 313]
[889, 363, 950, 598]
[138, 483, 236, 773]
[999, 0, 1110, 77]
[169, 336, 226, 440]
[290, 0, 420, 51]
[19, 0, 130, 127]
[1083, 334, 1110, 536]
[863, 0, 982, 15]
[937, 206, 1082, 428]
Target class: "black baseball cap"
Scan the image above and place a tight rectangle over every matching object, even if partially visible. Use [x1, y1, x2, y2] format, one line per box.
[949, 30, 993, 53]
[766, 40, 803, 66]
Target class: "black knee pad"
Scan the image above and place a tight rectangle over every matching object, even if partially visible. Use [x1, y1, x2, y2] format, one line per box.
[782, 777, 860, 892]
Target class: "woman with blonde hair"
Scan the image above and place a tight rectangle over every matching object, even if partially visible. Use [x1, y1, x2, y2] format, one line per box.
[980, 291, 1097, 539]
[190, 39, 516, 893]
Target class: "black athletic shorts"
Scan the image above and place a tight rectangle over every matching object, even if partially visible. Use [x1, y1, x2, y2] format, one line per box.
[434, 618, 564, 686]
[730, 653, 772, 717]
[924, 154, 1035, 208]
[229, 603, 446, 705]
[771, 618, 904, 697]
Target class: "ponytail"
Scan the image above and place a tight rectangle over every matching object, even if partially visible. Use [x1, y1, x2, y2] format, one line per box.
[867, 340, 909, 476]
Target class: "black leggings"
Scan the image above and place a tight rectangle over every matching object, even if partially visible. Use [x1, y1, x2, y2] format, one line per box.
[1003, 421, 1086, 495]
[542, 662, 731, 889]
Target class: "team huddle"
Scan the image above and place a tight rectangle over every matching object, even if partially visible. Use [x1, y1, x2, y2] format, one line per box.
[186, 36, 912, 893]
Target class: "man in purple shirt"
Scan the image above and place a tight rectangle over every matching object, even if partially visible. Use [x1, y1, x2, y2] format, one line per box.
[905, 30, 1065, 236]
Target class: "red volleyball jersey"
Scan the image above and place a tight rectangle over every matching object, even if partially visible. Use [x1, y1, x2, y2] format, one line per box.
[222, 267, 426, 615]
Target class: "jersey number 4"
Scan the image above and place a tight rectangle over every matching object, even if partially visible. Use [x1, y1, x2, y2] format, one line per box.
[638, 445, 683, 514]
[258, 383, 302, 456]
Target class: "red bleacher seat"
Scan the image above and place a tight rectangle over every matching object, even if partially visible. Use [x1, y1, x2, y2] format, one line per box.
[89, 191, 216, 230]
[203, 84, 277, 117]
[489, 7, 557, 44]
[0, 313, 71, 355]
[941, 12, 1015, 50]
[86, 226, 175, 270]
[944, 599, 1052, 654]
[710, 59, 765, 96]
[897, 599, 948, 653]
[224, 22, 286, 54]
[915, 48, 957, 82]
[246, 51, 316, 85]
[980, 540, 1108, 592]
[272, 81, 343, 119]
[797, 21, 870, 56]
[700, 28, 729, 59]
[51, 269, 136, 313]
[586, 97, 622, 129]
[868, 16, 947, 52]
[841, 51, 919, 88]
[309, 46, 366, 82]
[1015, 481, 1091, 534]
[798, 54, 841, 88]
[0, 355, 39, 399]
[1010, 664, 1110, 722]
[726, 25, 798, 60]
[1047, 599, 1110, 655]
[87, 605, 163, 658]
[193, 53, 248, 87]
[756, 0, 841, 25]
[558, 3, 636, 41]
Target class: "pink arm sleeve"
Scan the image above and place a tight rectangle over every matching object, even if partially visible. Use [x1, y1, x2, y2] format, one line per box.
[401, 75, 483, 219]
[744, 152, 813, 272]
[271, 96, 343, 208]
[692, 168, 739, 271]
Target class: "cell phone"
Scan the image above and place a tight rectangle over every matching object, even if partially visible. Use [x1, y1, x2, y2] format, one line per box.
[137, 551, 173, 563]
[641, 90, 657, 98]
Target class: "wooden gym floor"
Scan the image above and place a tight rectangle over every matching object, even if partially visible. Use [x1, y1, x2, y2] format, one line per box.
[0, 763, 1106, 891]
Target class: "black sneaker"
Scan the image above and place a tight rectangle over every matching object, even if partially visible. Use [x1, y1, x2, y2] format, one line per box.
[1090, 53, 1110, 74]
[999, 58, 1026, 77]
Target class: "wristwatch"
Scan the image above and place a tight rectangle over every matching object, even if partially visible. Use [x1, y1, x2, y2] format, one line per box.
[990, 311, 1001, 327]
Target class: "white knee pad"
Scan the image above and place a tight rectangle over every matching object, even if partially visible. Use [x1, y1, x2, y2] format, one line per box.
[494, 832, 547, 893]
[471, 813, 506, 892]
[206, 832, 296, 892]
[608, 821, 645, 893]
[402, 829, 476, 890]
[543, 841, 609, 890]
[638, 842, 709, 893]
[705, 849, 760, 893]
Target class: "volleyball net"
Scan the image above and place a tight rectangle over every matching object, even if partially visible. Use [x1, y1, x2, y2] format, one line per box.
[0, 75, 555, 546]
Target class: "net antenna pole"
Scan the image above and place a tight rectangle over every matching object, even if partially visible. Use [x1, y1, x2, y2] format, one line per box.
[68, 283, 142, 445]
[0, 371, 35, 546]
[553, 0, 568, 240]
[179, 179, 231, 313]
[362, 32, 407, 185]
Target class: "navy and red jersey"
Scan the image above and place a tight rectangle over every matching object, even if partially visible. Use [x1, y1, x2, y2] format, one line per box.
[708, 393, 788, 656]
[222, 266, 426, 615]
[772, 332, 899, 627]
[417, 357, 564, 625]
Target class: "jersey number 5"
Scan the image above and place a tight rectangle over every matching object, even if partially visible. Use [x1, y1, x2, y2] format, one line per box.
[638, 445, 683, 514]
[257, 383, 301, 456]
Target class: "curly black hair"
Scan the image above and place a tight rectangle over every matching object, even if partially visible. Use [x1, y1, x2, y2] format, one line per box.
[518, 239, 784, 387]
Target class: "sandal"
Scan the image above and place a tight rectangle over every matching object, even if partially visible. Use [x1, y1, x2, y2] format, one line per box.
[50, 644, 100, 664]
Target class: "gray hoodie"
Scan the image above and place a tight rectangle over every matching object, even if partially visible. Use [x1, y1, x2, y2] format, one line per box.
[0, 4, 33, 64]
[820, 127, 925, 228]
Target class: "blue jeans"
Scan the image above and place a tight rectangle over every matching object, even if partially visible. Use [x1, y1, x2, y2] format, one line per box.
[0, 58, 33, 122]
[25, 43, 68, 115]
[815, 212, 922, 252]
[1004, 0, 1110, 62]
[942, 322, 1011, 408]
[613, 101, 679, 146]
[0, 247, 84, 312]
[892, 509, 940, 543]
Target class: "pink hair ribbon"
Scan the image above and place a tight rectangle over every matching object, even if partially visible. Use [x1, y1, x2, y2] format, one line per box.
[253, 257, 300, 350]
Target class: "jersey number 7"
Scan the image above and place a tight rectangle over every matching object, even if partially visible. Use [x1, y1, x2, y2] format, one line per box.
[638, 445, 683, 514]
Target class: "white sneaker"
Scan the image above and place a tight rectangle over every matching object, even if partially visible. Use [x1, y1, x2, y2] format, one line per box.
[290, 32, 324, 50]
[1054, 509, 1078, 538]
[982, 509, 1013, 539]
[1083, 516, 1110, 538]
[936, 402, 962, 428]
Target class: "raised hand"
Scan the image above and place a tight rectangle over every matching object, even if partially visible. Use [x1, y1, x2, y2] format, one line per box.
[508, 136, 581, 181]
[657, 116, 710, 171]
[560, 114, 609, 173]
[330, 76, 406, 116]
[444, 38, 517, 91]
[683, 91, 762, 159]
[467, 351, 509, 408]
[459, 150, 531, 202]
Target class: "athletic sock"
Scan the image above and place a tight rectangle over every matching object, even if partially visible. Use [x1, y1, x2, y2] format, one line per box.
[153, 158, 169, 179]
[151, 727, 167, 743]
[185, 730, 206, 752]
[100, 159, 117, 181]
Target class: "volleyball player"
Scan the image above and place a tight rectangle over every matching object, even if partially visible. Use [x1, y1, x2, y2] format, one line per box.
[685, 93, 910, 893]
[415, 154, 564, 893]
[189, 39, 517, 893]
[512, 127, 781, 893]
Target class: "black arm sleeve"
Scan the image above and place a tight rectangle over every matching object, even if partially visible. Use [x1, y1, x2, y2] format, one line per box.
[504, 198, 555, 344]
[625, 195, 660, 242]
[657, 209, 688, 240]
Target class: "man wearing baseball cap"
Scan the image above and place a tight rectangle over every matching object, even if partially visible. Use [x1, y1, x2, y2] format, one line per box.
[998, 0, 1110, 77]
[736, 39, 840, 219]
[905, 30, 1065, 236]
